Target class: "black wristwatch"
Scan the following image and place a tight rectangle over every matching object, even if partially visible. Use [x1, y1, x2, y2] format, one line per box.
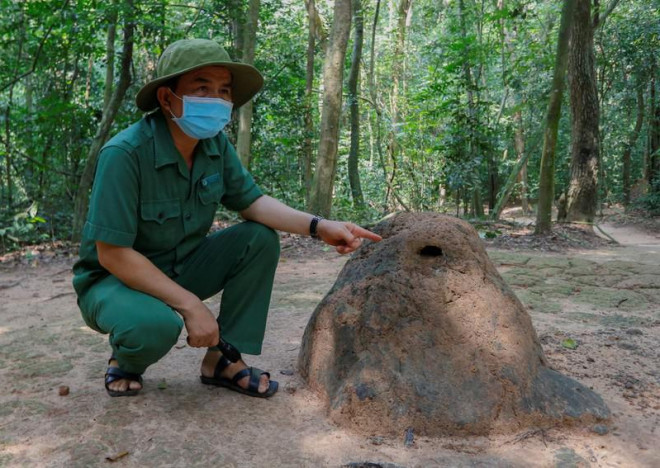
[309, 215, 323, 239]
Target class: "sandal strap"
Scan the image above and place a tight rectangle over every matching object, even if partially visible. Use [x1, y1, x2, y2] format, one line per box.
[232, 367, 270, 393]
[105, 366, 143, 385]
[212, 355, 233, 380]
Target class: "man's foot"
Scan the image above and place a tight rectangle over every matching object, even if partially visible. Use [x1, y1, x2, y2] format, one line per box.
[200, 350, 278, 397]
[105, 358, 143, 397]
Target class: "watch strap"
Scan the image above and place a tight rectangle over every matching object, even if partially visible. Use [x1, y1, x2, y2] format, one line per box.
[309, 215, 323, 239]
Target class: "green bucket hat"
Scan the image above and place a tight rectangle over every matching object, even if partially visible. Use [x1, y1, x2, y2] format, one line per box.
[135, 38, 264, 112]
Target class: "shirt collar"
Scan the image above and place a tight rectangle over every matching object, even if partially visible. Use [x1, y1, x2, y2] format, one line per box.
[149, 110, 222, 172]
[148, 110, 179, 169]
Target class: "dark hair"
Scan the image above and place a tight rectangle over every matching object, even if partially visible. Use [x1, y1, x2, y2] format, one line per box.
[164, 76, 180, 92]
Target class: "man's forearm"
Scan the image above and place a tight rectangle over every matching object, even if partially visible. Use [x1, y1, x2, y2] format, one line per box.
[96, 242, 199, 314]
[240, 195, 315, 235]
[239, 194, 383, 255]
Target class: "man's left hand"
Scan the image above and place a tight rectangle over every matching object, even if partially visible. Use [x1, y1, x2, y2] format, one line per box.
[316, 220, 382, 254]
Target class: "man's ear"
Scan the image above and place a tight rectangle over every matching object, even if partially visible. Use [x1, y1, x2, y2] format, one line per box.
[156, 87, 171, 113]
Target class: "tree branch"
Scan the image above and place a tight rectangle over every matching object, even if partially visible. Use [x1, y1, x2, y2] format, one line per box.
[596, 0, 621, 28]
[0, 0, 71, 93]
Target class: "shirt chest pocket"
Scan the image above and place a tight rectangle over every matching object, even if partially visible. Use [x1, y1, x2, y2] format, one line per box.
[141, 199, 181, 224]
[198, 173, 224, 206]
[139, 199, 182, 250]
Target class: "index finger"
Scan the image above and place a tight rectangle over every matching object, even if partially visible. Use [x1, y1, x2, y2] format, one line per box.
[349, 225, 382, 242]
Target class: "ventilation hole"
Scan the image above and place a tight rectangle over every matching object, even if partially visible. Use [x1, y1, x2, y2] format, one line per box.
[419, 245, 443, 257]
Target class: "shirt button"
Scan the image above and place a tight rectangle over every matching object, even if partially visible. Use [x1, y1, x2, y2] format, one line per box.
[185, 213, 191, 220]
[201, 180, 208, 187]
[158, 212, 165, 220]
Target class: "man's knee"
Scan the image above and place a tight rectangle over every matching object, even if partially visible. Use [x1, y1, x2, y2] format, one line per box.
[113, 309, 183, 359]
[242, 221, 281, 258]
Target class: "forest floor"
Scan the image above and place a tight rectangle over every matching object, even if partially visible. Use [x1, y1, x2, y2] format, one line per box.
[0, 209, 658, 467]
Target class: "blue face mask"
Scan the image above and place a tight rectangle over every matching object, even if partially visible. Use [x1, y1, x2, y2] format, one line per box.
[170, 93, 233, 139]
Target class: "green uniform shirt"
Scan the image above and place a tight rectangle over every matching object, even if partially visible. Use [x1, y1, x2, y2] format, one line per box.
[73, 110, 262, 297]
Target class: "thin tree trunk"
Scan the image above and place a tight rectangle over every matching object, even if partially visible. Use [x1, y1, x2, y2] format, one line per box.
[3, 90, 13, 209]
[230, 0, 244, 58]
[367, 0, 390, 208]
[623, 81, 644, 206]
[71, 3, 134, 240]
[387, 0, 412, 210]
[308, 0, 352, 217]
[565, 0, 600, 224]
[347, 0, 365, 209]
[492, 150, 531, 220]
[535, 0, 576, 234]
[514, 109, 529, 214]
[457, 0, 484, 218]
[236, 0, 260, 169]
[650, 61, 660, 189]
[499, 0, 526, 215]
[303, 0, 317, 205]
[103, 4, 117, 109]
[2, 6, 26, 209]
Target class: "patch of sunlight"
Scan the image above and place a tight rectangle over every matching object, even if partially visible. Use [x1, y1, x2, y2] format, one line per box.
[0, 326, 10, 335]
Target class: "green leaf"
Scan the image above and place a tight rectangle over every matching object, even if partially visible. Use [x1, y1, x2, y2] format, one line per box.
[157, 379, 167, 390]
[561, 338, 578, 350]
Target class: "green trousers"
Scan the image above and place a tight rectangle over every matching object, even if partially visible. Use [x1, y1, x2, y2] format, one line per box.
[77, 222, 280, 374]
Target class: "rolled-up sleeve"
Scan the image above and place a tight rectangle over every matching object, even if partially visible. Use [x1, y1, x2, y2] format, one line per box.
[220, 141, 263, 211]
[82, 146, 139, 247]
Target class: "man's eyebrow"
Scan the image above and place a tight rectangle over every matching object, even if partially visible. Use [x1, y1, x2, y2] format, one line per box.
[191, 76, 232, 85]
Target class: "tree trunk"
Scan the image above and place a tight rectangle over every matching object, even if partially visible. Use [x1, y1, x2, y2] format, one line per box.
[535, 0, 576, 234]
[386, 0, 412, 209]
[103, 3, 117, 109]
[623, 82, 644, 206]
[565, 0, 600, 223]
[650, 63, 660, 189]
[302, 0, 317, 205]
[230, 0, 244, 57]
[514, 109, 529, 214]
[2, 7, 26, 209]
[236, 0, 260, 169]
[71, 3, 134, 241]
[491, 148, 532, 221]
[347, 0, 365, 209]
[457, 0, 484, 218]
[308, 0, 352, 217]
[498, 1, 527, 216]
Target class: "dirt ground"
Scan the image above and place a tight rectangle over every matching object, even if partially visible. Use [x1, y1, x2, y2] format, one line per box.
[0, 216, 658, 467]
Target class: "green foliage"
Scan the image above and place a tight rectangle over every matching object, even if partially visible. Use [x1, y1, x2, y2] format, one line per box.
[0, 203, 49, 251]
[0, 0, 658, 252]
[633, 180, 660, 216]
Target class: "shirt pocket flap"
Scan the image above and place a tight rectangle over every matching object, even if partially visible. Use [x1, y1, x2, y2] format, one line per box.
[141, 199, 181, 225]
[198, 174, 223, 206]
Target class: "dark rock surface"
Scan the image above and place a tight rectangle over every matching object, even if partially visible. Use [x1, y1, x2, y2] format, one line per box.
[298, 213, 610, 436]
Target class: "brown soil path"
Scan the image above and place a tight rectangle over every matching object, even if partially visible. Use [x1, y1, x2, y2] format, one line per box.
[0, 224, 658, 467]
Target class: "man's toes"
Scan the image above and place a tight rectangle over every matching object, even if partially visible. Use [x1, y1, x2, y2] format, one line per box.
[109, 379, 128, 392]
[258, 374, 270, 393]
[235, 374, 269, 394]
[109, 379, 141, 392]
